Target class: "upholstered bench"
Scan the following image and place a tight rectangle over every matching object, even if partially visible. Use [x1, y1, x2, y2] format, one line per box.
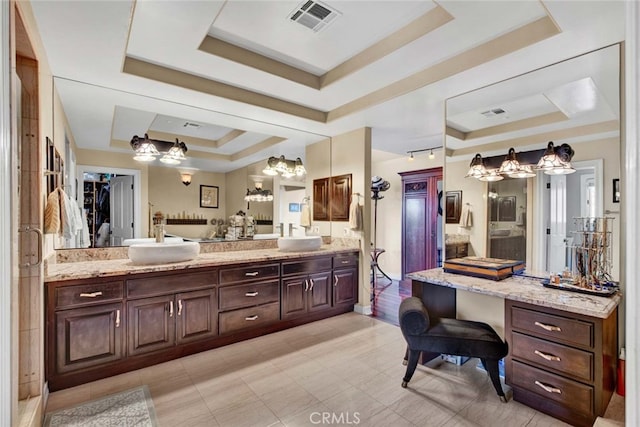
[398, 297, 509, 402]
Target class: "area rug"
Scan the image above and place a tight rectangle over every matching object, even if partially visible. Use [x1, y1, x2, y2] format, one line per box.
[44, 385, 157, 426]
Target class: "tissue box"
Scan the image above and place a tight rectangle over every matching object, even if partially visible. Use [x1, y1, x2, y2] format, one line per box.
[441, 355, 470, 365]
[476, 358, 505, 377]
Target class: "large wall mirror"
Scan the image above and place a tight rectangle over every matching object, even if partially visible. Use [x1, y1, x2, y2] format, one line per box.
[53, 77, 331, 249]
[444, 44, 621, 278]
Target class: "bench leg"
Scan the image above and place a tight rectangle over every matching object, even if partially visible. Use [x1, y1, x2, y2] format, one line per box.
[481, 358, 507, 402]
[401, 349, 420, 388]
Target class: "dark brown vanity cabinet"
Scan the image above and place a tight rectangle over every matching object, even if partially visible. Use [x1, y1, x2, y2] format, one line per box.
[281, 257, 333, 319]
[49, 280, 125, 375]
[332, 254, 358, 306]
[126, 271, 218, 356]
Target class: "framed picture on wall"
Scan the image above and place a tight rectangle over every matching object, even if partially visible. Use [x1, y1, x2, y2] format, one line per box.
[289, 203, 300, 212]
[200, 185, 219, 208]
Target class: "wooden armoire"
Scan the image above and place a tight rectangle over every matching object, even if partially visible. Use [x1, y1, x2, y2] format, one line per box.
[399, 168, 443, 278]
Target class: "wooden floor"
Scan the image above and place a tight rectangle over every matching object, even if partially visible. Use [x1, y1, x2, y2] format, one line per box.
[371, 275, 411, 326]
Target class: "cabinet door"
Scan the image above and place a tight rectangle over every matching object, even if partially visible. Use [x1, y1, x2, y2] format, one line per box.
[333, 268, 357, 306]
[313, 178, 330, 221]
[330, 174, 352, 221]
[308, 271, 332, 312]
[55, 302, 124, 374]
[281, 276, 307, 319]
[127, 295, 176, 356]
[176, 289, 217, 345]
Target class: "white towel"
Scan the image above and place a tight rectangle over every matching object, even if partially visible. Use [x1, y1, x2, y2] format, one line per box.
[459, 204, 472, 228]
[300, 204, 311, 228]
[348, 201, 363, 231]
[80, 209, 91, 248]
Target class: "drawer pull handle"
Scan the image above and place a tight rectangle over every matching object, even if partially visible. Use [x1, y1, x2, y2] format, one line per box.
[341, 260, 349, 264]
[245, 272, 260, 277]
[534, 321, 562, 332]
[304, 279, 309, 292]
[245, 291, 259, 297]
[309, 278, 315, 290]
[115, 309, 120, 328]
[334, 275, 339, 287]
[534, 380, 562, 394]
[169, 301, 174, 318]
[79, 292, 103, 298]
[178, 300, 183, 316]
[245, 315, 259, 321]
[534, 350, 561, 362]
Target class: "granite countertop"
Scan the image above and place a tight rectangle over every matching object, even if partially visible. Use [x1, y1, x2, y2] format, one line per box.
[407, 268, 620, 319]
[46, 244, 359, 283]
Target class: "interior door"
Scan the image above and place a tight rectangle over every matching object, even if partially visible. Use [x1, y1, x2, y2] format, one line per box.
[110, 175, 134, 245]
[547, 175, 567, 273]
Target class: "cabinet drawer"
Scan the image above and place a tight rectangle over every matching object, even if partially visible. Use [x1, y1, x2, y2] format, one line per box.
[55, 281, 123, 309]
[512, 360, 593, 415]
[219, 280, 280, 311]
[511, 306, 593, 348]
[219, 264, 279, 284]
[219, 302, 280, 334]
[333, 254, 358, 268]
[127, 270, 217, 298]
[512, 332, 593, 382]
[282, 257, 332, 276]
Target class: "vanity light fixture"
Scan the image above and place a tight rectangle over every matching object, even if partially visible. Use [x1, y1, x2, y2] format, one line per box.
[244, 176, 274, 202]
[262, 156, 306, 177]
[131, 134, 188, 165]
[406, 146, 442, 162]
[535, 141, 576, 175]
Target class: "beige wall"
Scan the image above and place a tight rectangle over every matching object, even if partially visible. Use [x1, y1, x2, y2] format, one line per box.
[305, 137, 331, 236]
[149, 166, 225, 239]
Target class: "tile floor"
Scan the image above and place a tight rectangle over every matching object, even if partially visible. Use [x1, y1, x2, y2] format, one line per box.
[46, 313, 623, 426]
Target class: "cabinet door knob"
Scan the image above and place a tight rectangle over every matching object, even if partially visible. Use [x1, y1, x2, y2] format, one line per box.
[177, 299, 183, 316]
[115, 309, 120, 328]
[534, 321, 562, 332]
[534, 380, 562, 394]
[245, 291, 259, 297]
[534, 350, 561, 362]
[79, 291, 103, 298]
[169, 301, 174, 317]
[245, 315, 259, 321]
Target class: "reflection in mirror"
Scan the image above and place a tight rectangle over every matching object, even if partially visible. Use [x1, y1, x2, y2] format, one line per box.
[444, 44, 620, 278]
[53, 78, 330, 249]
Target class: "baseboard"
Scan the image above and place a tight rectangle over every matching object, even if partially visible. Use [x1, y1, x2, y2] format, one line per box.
[354, 304, 373, 315]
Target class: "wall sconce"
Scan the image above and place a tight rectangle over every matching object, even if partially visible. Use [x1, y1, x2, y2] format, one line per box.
[262, 156, 306, 178]
[180, 172, 193, 186]
[131, 134, 188, 164]
[407, 146, 442, 162]
[498, 148, 536, 178]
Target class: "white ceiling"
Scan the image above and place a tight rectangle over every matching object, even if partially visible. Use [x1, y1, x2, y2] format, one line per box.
[28, 0, 625, 172]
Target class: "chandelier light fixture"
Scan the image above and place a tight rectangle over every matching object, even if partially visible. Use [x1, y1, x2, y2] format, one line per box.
[465, 142, 575, 181]
[131, 134, 188, 165]
[262, 156, 306, 178]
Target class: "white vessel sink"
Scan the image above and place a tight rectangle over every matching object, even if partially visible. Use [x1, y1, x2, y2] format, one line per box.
[253, 233, 280, 240]
[128, 241, 200, 265]
[122, 237, 183, 246]
[277, 236, 322, 252]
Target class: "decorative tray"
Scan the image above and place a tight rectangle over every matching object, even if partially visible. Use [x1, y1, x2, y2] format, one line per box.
[540, 279, 618, 297]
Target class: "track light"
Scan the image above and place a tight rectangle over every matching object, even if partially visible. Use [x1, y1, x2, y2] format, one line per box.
[406, 146, 442, 161]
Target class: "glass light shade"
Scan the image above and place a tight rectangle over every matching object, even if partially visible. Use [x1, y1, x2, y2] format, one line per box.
[510, 164, 536, 178]
[133, 142, 160, 161]
[275, 156, 288, 173]
[294, 158, 306, 176]
[428, 150, 435, 160]
[465, 154, 488, 179]
[498, 148, 521, 175]
[543, 161, 576, 175]
[478, 169, 504, 182]
[160, 145, 185, 164]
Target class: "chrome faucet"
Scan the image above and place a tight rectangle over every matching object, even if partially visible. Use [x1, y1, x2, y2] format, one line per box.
[288, 223, 297, 237]
[276, 222, 284, 237]
[155, 224, 165, 243]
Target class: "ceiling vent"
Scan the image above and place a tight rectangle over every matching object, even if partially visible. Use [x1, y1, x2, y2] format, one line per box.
[480, 108, 506, 118]
[289, 1, 341, 33]
[183, 121, 202, 129]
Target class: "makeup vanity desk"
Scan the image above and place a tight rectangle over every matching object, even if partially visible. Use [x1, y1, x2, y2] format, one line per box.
[407, 268, 620, 427]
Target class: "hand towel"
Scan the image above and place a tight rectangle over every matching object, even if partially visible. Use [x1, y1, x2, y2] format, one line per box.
[459, 204, 472, 228]
[300, 204, 311, 227]
[80, 209, 90, 248]
[59, 189, 75, 239]
[44, 189, 61, 234]
[349, 200, 363, 231]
